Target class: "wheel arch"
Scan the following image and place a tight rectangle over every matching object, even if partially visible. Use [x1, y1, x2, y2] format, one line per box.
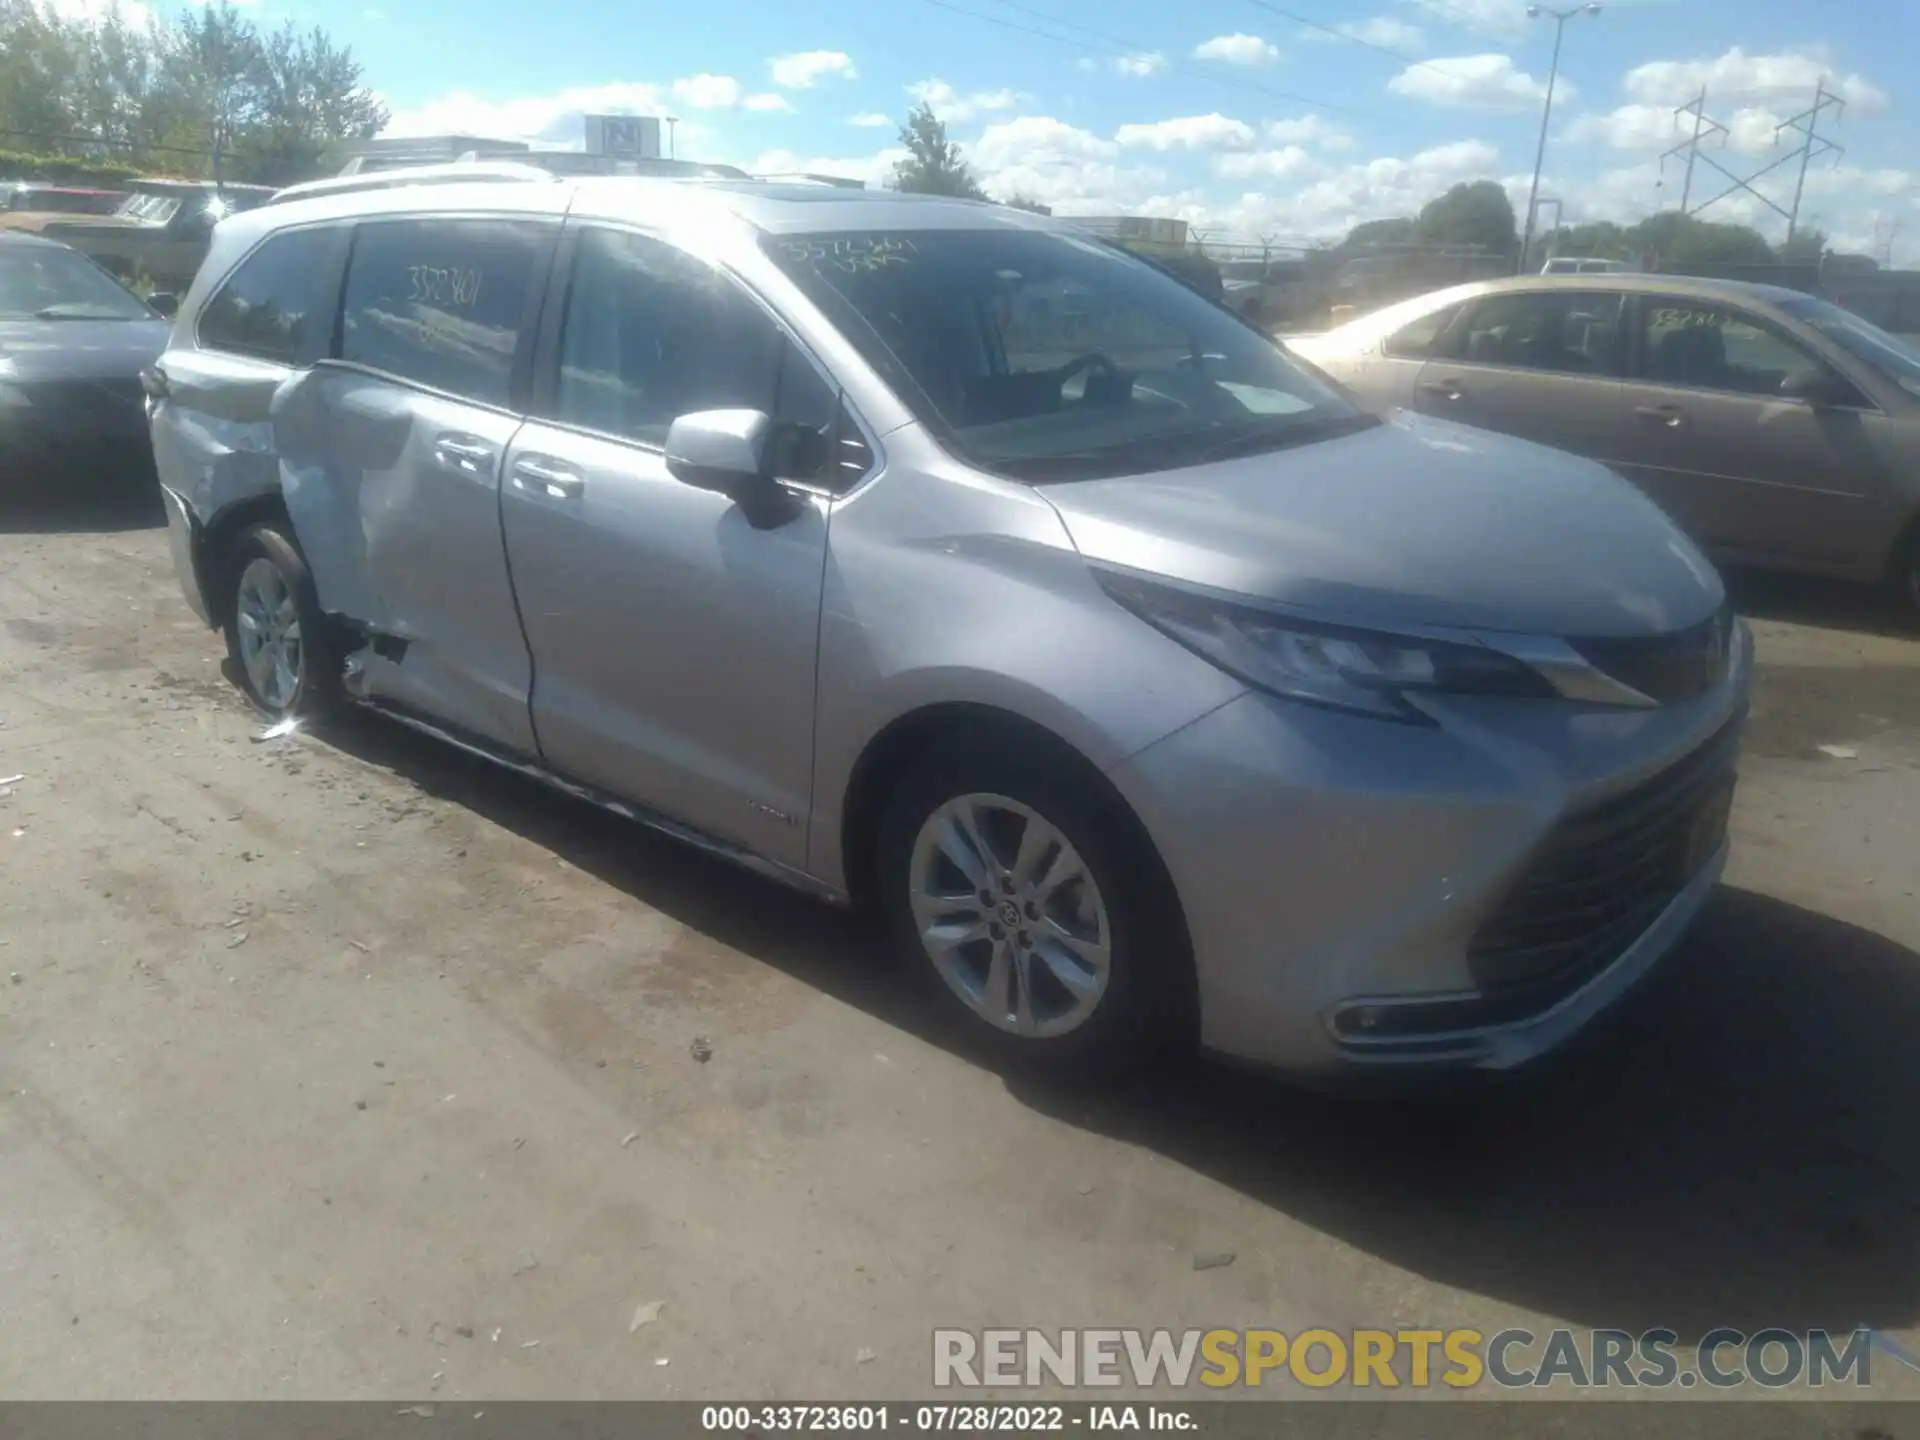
[196, 493, 295, 631]
[837, 702, 1191, 954]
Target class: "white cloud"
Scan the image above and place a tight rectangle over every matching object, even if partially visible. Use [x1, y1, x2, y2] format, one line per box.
[1114, 52, 1169, 77]
[1267, 115, 1357, 150]
[1303, 16, 1424, 50]
[1193, 34, 1281, 67]
[1623, 47, 1887, 116]
[743, 93, 794, 113]
[49, 0, 155, 22]
[1213, 146, 1315, 180]
[1117, 137, 1503, 245]
[1563, 102, 1801, 156]
[1114, 114, 1257, 152]
[768, 51, 857, 89]
[747, 147, 904, 186]
[962, 117, 1172, 216]
[907, 79, 1024, 124]
[384, 83, 668, 145]
[1389, 54, 1560, 109]
[848, 111, 893, 127]
[1407, 0, 1529, 41]
[671, 74, 742, 110]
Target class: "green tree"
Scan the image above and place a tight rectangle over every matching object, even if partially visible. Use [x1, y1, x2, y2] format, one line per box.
[0, 0, 383, 186]
[1414, 181, 1517, 255]
[1002, 193, 1051, 215]
[890, 103, 985, 200]
[231, 23, 388, 186]
[1635, 211, 1776, 268]
[1779, 227, 1829, 264]
[1338, 216, 1415, 251]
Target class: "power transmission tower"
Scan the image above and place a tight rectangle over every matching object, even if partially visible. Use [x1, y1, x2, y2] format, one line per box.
[1656, 80, 1845, 245]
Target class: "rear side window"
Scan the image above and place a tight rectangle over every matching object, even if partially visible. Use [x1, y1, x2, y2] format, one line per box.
[1454, 291, 1624, 376]
[198, 226, 346, 365]
[341, 218, 549, 407]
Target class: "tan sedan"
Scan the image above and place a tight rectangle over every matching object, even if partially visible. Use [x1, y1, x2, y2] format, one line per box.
[1288, 275, 1920, 616]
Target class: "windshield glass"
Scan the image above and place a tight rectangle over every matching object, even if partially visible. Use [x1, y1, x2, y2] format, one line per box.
[116, 193, 184, 224]
[762, 226, 1367, 482]
[1777, 294, 1920, 396]
[0, 244, 154, 320]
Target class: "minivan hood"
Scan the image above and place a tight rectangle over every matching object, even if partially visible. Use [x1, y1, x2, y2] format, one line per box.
[1043, 412, 1723, 638]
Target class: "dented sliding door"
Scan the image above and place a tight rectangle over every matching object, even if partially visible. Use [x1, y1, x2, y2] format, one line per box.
[273, 215, 558, 755]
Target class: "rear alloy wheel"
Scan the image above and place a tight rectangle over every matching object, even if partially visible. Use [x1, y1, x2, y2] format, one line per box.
[877, 736, 1190, 1074]
[223, 522, 340, 720]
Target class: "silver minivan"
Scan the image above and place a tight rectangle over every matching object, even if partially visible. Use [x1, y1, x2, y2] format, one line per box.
[147, 170, 1751, 1077]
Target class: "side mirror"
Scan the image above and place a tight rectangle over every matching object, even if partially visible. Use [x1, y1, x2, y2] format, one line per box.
[1779, 370, 1849, 406]
[665, 408, 770, 492]
[147, 292, 179, 318]
[664, 408, 802, 527]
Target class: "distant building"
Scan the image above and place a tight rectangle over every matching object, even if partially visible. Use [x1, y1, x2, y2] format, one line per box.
[343, 135, 531, 174]
[754, 171, 867, 189]
[1070, 215, 1190, 248]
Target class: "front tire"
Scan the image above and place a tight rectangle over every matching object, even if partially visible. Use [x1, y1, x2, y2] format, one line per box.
[222, 522, 341, 720]
[876, 734, 1191, 1075]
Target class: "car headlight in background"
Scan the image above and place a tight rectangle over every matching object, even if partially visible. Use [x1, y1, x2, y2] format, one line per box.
[1096, 568, 1555, 724]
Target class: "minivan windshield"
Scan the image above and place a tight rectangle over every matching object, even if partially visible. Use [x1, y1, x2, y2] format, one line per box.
[1776, 294, 1920, 397]
[763, 227, 1369, 481]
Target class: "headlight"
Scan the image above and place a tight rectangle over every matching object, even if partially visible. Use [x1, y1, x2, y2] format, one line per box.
[1097, 569, 1555, 724]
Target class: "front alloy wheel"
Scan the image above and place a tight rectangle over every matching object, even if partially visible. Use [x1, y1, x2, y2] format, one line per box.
[907, 792, 1113, 1039]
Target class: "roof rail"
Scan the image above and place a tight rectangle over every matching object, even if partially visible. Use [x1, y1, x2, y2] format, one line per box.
[267, 161, 562, 207]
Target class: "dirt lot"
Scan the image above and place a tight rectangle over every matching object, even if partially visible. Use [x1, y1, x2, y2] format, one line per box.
[2, 483, 1918, 1402]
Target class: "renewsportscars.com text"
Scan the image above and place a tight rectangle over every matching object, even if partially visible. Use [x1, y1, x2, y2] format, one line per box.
[932, 1327, 1892, 1390]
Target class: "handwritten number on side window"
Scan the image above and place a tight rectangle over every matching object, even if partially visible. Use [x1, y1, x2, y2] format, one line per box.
[407, 265, 485, 310]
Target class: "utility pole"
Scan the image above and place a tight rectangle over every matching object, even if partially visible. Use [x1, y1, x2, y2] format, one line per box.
[664, 116, 679, 159]
[1782, 79, 1844, 247]
[1659, 82, 1844, 248]
[1517, 3, 1603, 275]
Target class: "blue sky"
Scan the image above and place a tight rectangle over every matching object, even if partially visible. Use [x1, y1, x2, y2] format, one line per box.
[274, 0, 1915, 257]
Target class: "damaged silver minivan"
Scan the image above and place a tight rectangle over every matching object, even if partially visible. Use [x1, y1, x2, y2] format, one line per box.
[148, 170, 1750, 1077]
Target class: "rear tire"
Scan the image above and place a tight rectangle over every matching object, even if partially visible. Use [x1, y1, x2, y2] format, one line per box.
[221, 522, 341, 720]
[875, 732, 1192, 1076]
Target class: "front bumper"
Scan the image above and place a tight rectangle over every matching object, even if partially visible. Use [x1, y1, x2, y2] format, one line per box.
[1106, 625, 1751, 1076]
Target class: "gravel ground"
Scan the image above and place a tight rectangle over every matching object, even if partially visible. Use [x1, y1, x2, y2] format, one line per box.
[1, 482, 1917, 1402]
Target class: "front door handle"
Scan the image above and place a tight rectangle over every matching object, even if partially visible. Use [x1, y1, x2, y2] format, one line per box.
[1633, 404, 1686, 428]
[433, 434, 496, 474]
[1419, 378, 1465, 401]
[510, 456, 586, 499]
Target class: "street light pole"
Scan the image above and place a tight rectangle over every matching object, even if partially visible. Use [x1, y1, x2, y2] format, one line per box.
[1517, 3, 1601, 275]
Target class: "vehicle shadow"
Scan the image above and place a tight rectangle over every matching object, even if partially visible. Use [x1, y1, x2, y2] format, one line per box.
[314, 706, 1920, 1344]
[1726, 565, 1916, 639]
[0, 453, 164, 534]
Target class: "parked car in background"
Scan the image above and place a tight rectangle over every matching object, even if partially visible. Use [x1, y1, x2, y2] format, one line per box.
[0, 232, 175, 486]
[5, 183, 128, 215]
[1289, 275, 1920, 615]
[1541, 257, 1634, 276]
[0, 178, 277, 289]
[149, 174, 1747, 1080]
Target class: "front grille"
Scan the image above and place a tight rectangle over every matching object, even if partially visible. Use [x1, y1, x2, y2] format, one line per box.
[1463, 715, 1740, 1007]
[1570, 604, 1735, 705]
